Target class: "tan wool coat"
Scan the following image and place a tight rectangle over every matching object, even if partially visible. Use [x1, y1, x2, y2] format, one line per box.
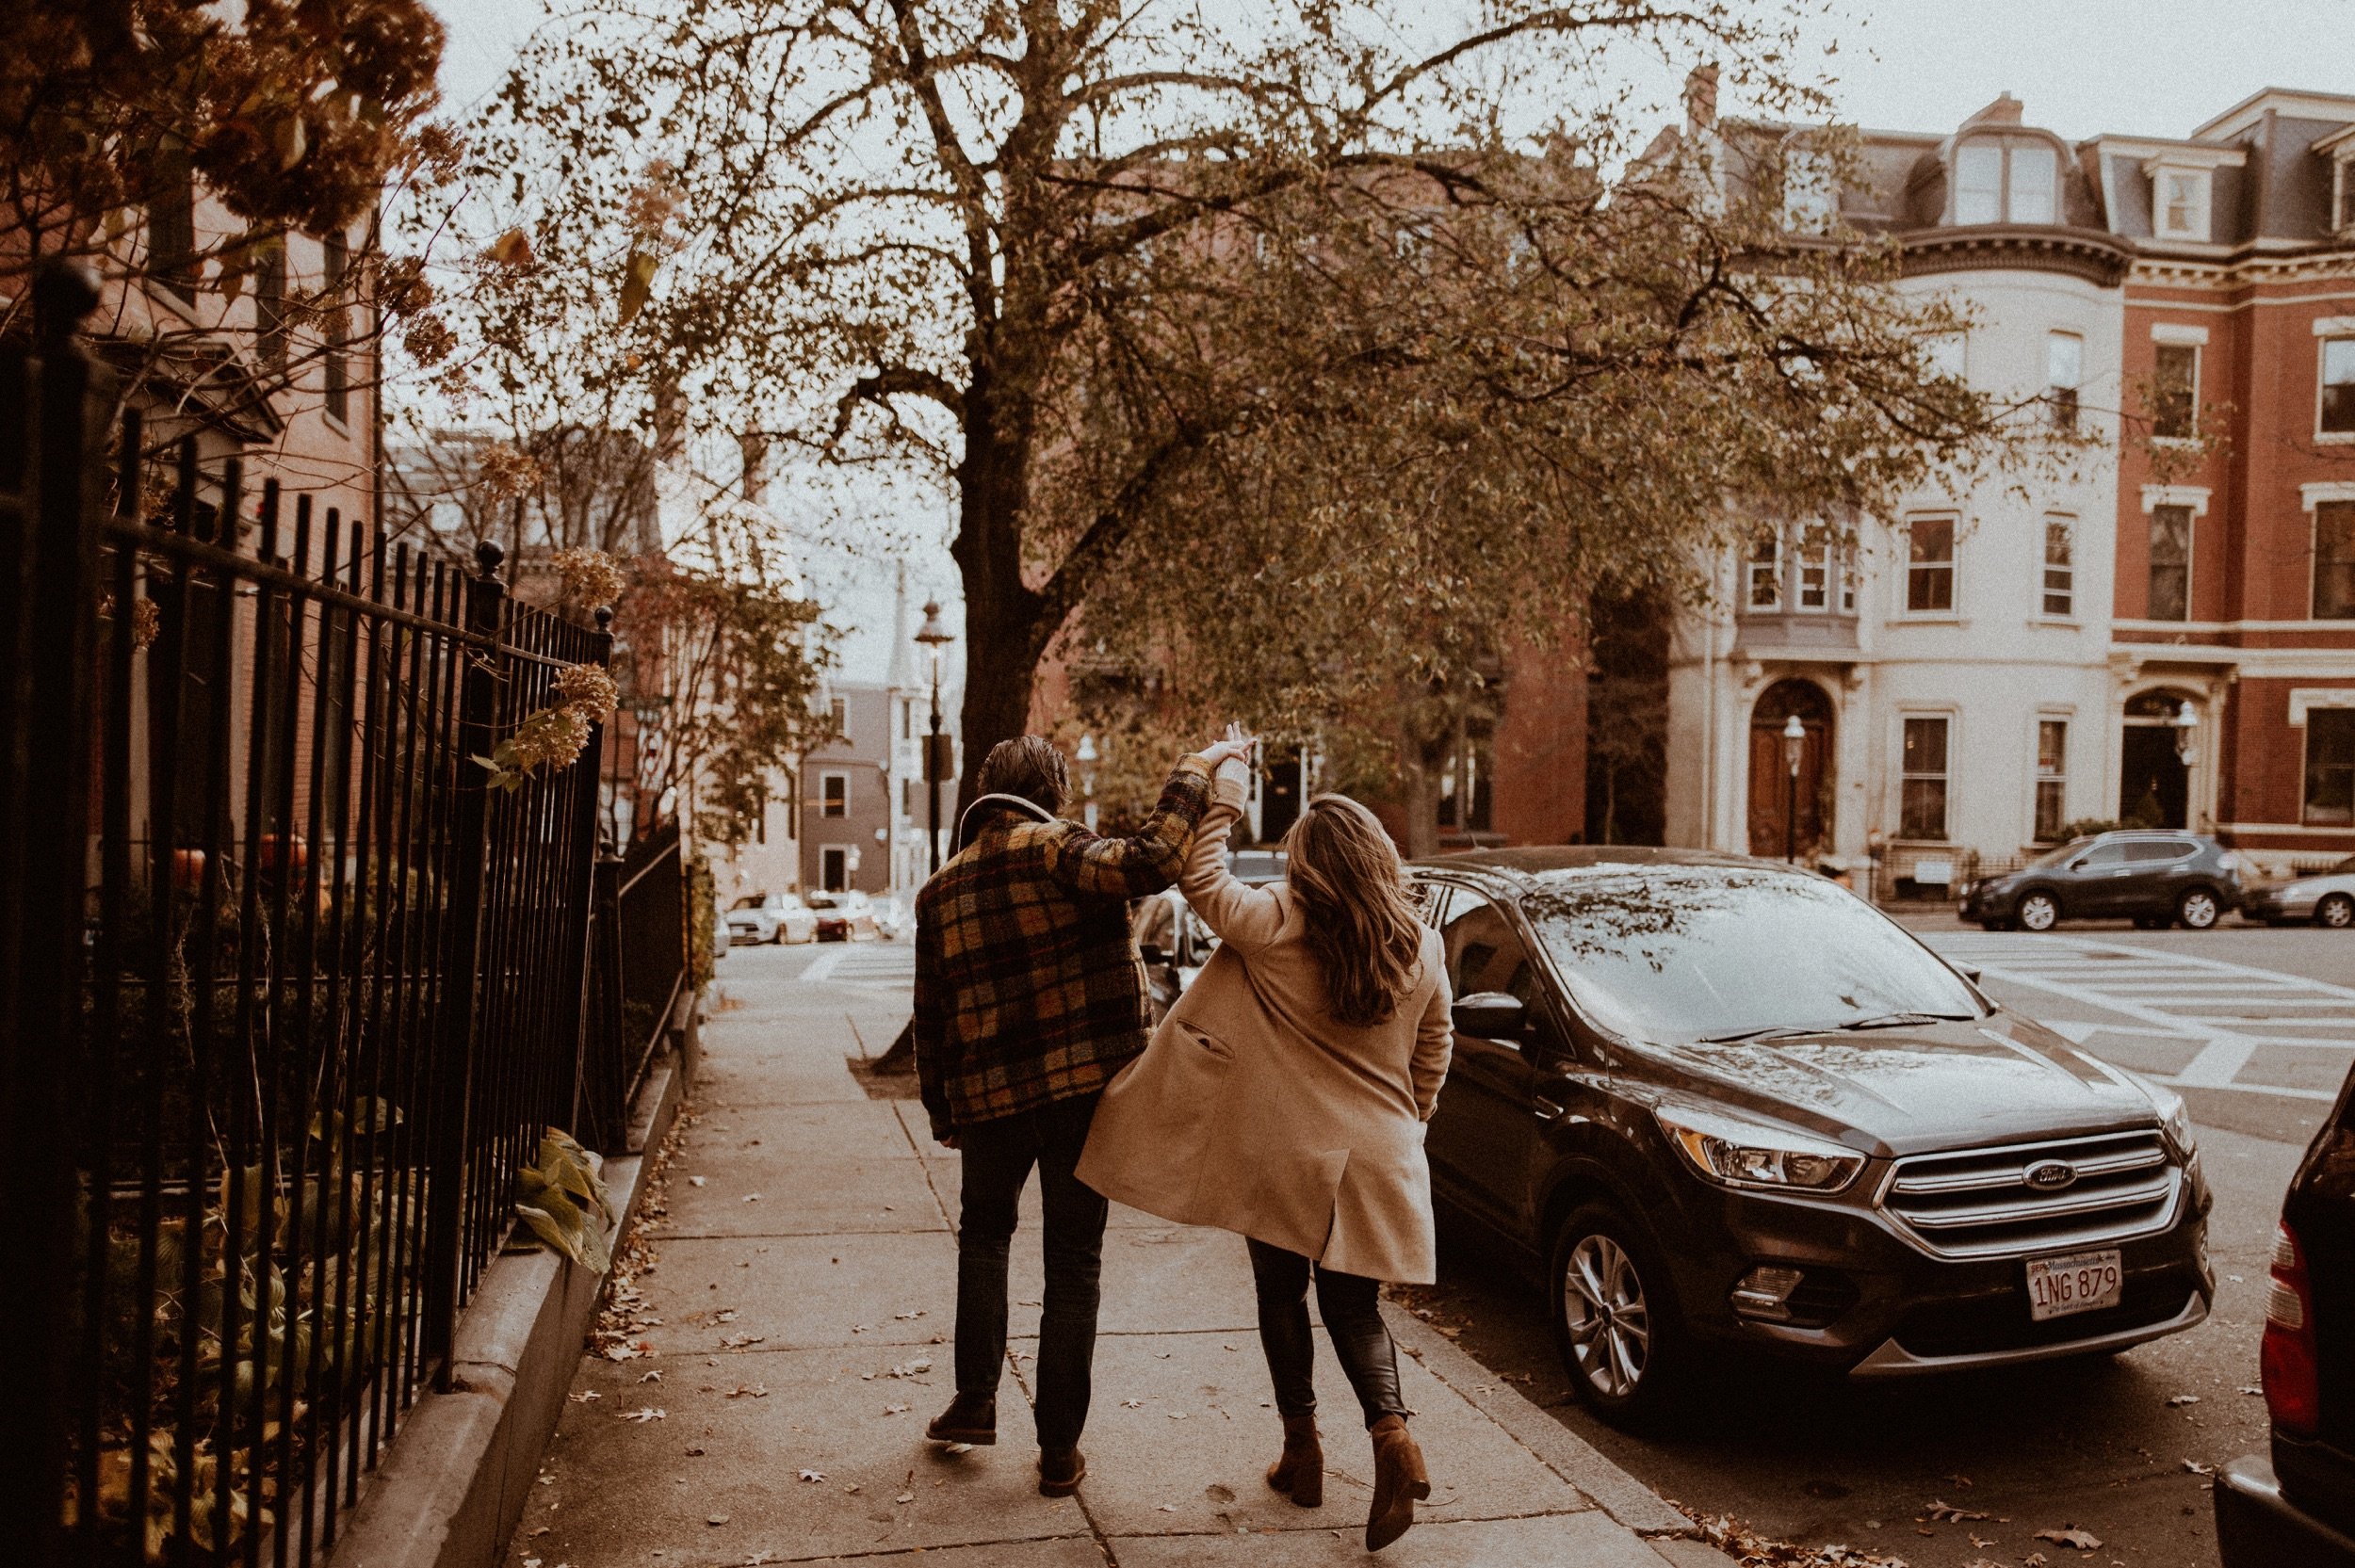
[1076, 784, 1454, 1284]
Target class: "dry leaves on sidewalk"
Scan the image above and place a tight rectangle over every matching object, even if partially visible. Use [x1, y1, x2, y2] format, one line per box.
[1679, 1506, 1914, 1567]
[2033, 1527, 2103, 1550]
[618, 1408, 666, 1423]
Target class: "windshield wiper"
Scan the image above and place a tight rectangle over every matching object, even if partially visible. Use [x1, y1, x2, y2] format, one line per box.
[1833, 1010, 1975, 1032]
[1695, 1024, 1838, 1043]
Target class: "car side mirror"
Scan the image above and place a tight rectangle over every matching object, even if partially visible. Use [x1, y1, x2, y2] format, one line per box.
[1139, 943, 1172, 966]
[1452, 991, 1526, 1041]
[2068, 858, 2089, 871]
[1958, 965, 1983, 986]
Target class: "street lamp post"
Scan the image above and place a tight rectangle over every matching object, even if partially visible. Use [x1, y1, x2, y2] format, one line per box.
[1781, 713, 1806, 865]
[915, 602, 954, 876]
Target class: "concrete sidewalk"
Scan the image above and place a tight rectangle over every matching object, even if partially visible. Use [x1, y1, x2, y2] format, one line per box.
[507, 955, 1725, 1568]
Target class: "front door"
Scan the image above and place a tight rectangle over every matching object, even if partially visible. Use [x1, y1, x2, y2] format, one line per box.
[1746, 679, 1834, 860]
[2119, 726, 2188, 829]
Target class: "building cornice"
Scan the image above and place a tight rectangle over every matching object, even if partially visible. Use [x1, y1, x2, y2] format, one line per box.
[2128, 251, 2355, 288]
[1899, 225, 2132, 287]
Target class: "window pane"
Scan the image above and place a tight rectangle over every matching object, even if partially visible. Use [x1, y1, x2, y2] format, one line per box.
[1796, 537, 1828, 610]
[2159, 171, 2205, 238]
[1901, 778, 1948, 840]
[2035, 778, 2066, 842]
[1955, 143, 2003, 224]
[1908, 518, 1956, 612]
[2150, 504, 2191, 621]
[2153, 344, 2198, 438]
[1746, 536, 1781, 609]
[2317, 501, 2355, 620]
[2043, 518, 2074, 616]
[2322, 338, 2355, 435]
[2302, 710, 2354, 826]
[1904, 715, 1949, 774]
[2047, 331, 2083, 430]
[2038, 719, 2067, 774]
[2009, 145, 2057, 224]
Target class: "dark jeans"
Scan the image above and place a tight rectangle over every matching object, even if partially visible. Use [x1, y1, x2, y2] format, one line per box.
[952, 1092, 1108, 1452]
[1246, 1237, 1407, 1430]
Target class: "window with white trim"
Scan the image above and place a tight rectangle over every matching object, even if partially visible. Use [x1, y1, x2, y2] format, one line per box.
[2306, 709, 2355, 828]
[2152, 168, 2211, 242]
[1954, 143, 2004, 224]
[1906, 517, 1956, 613]
[2317, 500, 2355, 621]
[2041, 517, 2074, 617]
[1796, 528, 1830, 611]
[2321, 337, 2355, 436]
[1746, 535, 1782, 610]
[2045, 331, 2082, 431]
[1953, 139, 2056, 225]
[2149, 504, 2192, 622]
[2009, 144, 2057, 224]
[2033, 718, 2068, 842]
[2152, 343, 2198, 439]
[820, 770, 849, 818]
[1900, 716, 1951, 840]
[821, 845, 850, 892]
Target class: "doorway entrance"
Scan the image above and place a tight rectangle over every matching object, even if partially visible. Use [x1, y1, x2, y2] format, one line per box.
[2119, 689, 2195, 829]
[1746, 678, 1835, 860]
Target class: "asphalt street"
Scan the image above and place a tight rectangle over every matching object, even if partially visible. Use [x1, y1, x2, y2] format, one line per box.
[741, 914, 2349, 1568]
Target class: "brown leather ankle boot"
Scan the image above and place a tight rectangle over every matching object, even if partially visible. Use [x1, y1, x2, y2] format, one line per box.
[1264, 1414, 1323, 1507]
[1363, 1414, 1429, 1551]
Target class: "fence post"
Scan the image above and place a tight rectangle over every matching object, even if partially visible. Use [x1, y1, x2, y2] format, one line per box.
[423, 540, 507, 1388]
[560, 607, 614, 1141]
[6, 260, 103, 1568]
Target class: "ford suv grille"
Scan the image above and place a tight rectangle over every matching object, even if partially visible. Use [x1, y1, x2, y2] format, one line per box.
[1878, 1129, 2180, 1259]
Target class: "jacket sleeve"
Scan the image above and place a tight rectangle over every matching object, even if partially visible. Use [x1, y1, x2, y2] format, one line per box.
[912, 893, 954, 1140]
[1177, 769, 1288, 955]
[1411, 938, 1455, 1123]
[1042, 755, 1213, 899]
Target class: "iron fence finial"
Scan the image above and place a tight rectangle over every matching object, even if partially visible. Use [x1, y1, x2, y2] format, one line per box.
[475, 539, 505, 580]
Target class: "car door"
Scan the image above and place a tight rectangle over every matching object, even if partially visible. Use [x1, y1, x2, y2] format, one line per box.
[2120, 838, 2196, 914]
[2062, 839, 2136, 915]
[1424, 883, 1558, 1246]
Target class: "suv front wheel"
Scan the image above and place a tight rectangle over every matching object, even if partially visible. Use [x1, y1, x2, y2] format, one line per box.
[2176, 887, 2222, 929]
[2016, 890, 2061, 932]
[1549, 1202, 1689, 1431]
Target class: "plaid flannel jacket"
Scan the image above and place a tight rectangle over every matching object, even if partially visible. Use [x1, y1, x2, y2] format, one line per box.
[913, 757, 1213, 1140]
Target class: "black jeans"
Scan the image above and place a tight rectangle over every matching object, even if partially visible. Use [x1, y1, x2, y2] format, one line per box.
[952, 1093, 1108, 1452]
[1246, 1237, 1407, 1430]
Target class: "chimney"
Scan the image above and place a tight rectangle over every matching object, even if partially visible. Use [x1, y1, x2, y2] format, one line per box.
[739, 430, 770, 506]
[1963, 92, 2024, 129]
[1683, 65, 1720, 135]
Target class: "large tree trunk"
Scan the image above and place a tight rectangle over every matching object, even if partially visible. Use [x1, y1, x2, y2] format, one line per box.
[948, 389, 1050, 820]
[1399, 746, 1443, 860]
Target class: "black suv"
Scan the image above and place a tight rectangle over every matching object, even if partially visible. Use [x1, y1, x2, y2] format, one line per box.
[1411, 848, 2212, 1428]
[1960, 830, 2247, 931]
[2215, 1062, 2355, 1566]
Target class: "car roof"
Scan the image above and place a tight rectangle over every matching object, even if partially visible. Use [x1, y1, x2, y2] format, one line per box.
[1408, 845, 1787, 882]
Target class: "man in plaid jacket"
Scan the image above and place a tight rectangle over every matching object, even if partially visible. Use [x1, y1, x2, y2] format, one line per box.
[914, 731, 1252, 1495]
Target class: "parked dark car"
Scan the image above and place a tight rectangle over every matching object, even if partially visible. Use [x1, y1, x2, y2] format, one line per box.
[1410, 847, 2213, 1428]
[1959, 830, 2247, 931]
[805, 889, 880, 942]
[2215, 1061, 2355, 1567]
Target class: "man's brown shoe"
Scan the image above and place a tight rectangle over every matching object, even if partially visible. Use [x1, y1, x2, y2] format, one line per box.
[1037, 1447, 1087, 1497]
[924, 1393, 997, 1446]
[1265, 1414, 1324, 1508]
[1363, 1414, 1429, 1551]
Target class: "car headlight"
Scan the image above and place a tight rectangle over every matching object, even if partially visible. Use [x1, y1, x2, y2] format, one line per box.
[1654, 1105, 1864, 1194]
[2136, 1076, 2196, 1158]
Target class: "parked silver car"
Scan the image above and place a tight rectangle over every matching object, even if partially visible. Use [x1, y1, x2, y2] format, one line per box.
[726, 891, 820, 945]
[2240, 855, 2355, 929]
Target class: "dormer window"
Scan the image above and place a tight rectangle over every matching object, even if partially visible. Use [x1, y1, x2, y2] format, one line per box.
[2152, 166, 2212, 242]
[2335, 153, 2355, 234]
[1951, 138, 2056, 225]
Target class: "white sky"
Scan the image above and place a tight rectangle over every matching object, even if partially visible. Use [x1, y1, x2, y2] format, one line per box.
[421, 0, 2355, 681]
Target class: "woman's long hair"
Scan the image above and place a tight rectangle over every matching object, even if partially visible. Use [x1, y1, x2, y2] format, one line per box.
[1281, 795, 1425, 1027]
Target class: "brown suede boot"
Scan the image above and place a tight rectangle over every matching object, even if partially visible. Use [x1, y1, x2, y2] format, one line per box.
[924, 1392, 997, 1446]
[1264, 1414, 1324, 1508]
[1363, 1414, 1429, 1551]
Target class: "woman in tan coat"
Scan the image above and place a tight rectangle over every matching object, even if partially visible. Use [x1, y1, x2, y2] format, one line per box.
[1077, 739, 1454, 1551]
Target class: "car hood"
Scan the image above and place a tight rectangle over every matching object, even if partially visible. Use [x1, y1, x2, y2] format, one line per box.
[1633, 1012, 2160, 1158]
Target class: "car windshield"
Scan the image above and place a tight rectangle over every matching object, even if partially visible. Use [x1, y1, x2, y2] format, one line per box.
[1517, 867, 1983, 1046]
[729, 895, 768, 912]
[2024, 837, 2097, 870]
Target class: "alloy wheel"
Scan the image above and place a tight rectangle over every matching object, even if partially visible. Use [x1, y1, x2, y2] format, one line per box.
[1561, 1234, 1651, 1399]
[2178, 889, 2219, 929]
[2017, 893, 2059, 932]
[2319, 893, 2354, 930]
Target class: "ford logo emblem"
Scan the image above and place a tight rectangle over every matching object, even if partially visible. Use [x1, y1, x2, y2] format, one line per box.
[2024, 1158, 2078, 1191]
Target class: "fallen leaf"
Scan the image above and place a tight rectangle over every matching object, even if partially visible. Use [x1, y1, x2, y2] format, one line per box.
[1156, 1504, 1178, 1512]
[799, 1469, 826, 1483]
[895, 1310, 926, 1320]
[1167, 1412, 1189, 1420]
[721, 1334, 768, 1349]
[1121, 1399, 1144, 1409]
[726, 1384, 770, 1398]
[1925, 1500, 1990, 1523]
[619, 1408, 666, 1423]
[885, 1403, 909, 1415]
[2183, 1459, 2215, 1476]
[528, 1527, 550, 1537]
[741, 1192, 763, 1203]
[2035, 1527, 2102, 1549]
[706, 1513, 730, 1526]
[2167, 1394, 2200, 1407]
[896, 1492, 915, 1504]
[2239, 1386, 2262, 1396]
[567, 1391, 601, 1403]
[688, 1176, 706, 1187]
[639, 1370, 662, 1383]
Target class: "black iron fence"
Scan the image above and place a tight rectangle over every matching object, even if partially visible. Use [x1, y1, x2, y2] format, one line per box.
[580, 820, 690, 1153]
[3, 285, 625, 1566]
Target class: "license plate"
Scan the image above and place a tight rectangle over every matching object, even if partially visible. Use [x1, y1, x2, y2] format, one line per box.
[2026, 1249, 2123, 1321]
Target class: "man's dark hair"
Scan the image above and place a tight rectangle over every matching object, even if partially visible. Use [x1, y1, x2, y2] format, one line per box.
[976, 736, 1071, 814]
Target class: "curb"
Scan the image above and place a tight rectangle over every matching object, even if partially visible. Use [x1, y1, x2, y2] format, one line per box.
[1382, 1302, 1696, 1541]
[325, 1050, 690, 1568]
